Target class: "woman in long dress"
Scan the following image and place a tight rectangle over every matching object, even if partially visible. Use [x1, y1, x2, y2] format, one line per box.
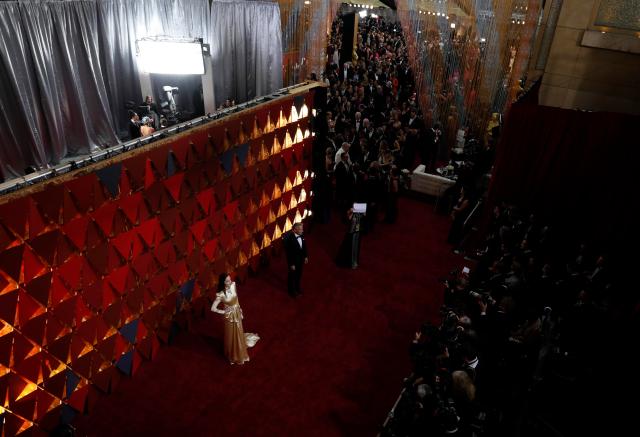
[210, 273, 259, 364]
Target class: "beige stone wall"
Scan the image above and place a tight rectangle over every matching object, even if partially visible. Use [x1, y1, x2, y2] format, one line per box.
[539, 0, 640, 115]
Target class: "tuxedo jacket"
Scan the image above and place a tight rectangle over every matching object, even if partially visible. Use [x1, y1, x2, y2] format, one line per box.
[283, 231, 308, 267]
[128, 120, 141, 140]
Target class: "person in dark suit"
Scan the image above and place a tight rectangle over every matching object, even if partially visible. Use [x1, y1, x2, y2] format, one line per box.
[283, 222, 308, 296]
[128, 110, 141, 140]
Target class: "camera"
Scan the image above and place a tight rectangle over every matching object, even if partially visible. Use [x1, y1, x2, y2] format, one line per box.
[162, 85, 179, 93]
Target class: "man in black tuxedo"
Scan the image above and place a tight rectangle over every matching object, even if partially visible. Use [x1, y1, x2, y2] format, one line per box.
[283, 222, 308, 296]
[128, 111, 141, 140]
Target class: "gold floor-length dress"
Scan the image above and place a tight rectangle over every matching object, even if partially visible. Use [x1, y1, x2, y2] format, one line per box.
[215, 287, 259, 365]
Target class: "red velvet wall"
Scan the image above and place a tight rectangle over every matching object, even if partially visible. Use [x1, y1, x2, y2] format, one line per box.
[489, 100, 639, 251]
[0, 89, 316, 435]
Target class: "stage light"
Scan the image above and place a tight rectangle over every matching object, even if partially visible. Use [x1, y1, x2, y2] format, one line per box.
[359, 10, 368, 18]
[137, 38, 205, 75]
[304, 0, 311, 4]
[450, 23, 456, 29]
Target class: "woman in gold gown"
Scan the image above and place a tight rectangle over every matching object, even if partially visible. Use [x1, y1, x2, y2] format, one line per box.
[210, 273, 259, 364]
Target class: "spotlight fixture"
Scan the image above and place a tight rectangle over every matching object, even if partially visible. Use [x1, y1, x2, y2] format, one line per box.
[137, 37, 205, 75]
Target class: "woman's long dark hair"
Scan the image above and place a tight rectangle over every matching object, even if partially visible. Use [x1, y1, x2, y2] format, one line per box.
[217, 273, 229, 292]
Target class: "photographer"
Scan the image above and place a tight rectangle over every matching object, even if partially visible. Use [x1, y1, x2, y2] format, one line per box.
[139, 95, 159, 128]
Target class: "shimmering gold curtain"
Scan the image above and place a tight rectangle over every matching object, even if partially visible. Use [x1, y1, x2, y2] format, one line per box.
[396, 0, 542, 144]
[275, 0, 340, 85]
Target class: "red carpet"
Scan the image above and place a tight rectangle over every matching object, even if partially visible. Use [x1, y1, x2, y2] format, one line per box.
[73, 197, 461, 436]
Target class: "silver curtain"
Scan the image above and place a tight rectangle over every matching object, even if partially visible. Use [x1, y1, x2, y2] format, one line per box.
[0, 0, 280, 181]
[0, 2, 49, 178]
[0, 0, 118, 180]
[97, 0, 144, 139]
[210, 1, 283, 107]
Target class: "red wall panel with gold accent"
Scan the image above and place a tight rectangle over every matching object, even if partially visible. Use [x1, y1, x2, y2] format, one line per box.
[0, 89, 316, 435]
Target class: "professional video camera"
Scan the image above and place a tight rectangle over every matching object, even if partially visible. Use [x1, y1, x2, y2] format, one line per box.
[160, 85, 179, 125]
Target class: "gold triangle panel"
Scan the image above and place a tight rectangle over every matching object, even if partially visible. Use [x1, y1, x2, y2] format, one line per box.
[0, 85, 319, 428]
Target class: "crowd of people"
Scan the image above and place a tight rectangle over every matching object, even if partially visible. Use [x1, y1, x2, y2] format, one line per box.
[313, 15, 434, 229]
[382, 203, 626, 436]
[311, 11, 634, 436]
[312, 14, 498, 260]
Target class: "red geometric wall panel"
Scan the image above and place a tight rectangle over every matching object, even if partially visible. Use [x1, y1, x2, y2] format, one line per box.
[0, 88, 317, 435]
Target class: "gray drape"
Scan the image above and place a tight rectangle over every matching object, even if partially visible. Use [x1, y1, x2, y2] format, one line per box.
[21, 0, 117, 156]
[210, 1, 283, 108]
[97, 0, 144, 139]
[0, 0, 118, 180]
[0, 0, 282, 181]
[0, 2, 49, 178]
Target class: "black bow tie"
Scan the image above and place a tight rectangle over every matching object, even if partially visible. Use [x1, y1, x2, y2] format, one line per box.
[296, 235, 302, 239]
